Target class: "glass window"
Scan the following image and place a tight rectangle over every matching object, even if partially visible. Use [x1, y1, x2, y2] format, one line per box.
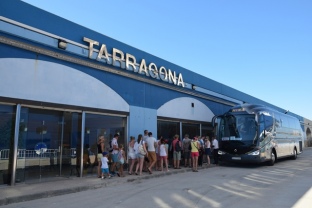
[0, 104, 15, 185]
[220, 114, 257, 143]
[84, 113, 126, 176]
[182, 123, 200, 139]
[157, 120, 180, 144]
[201, 123, 213, 138]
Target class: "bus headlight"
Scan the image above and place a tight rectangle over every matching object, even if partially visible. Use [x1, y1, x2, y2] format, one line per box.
[248, 150, 260, 156]
[218, 150, 227, 155]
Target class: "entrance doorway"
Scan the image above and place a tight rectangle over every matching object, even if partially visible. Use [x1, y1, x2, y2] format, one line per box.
[17, 108, 81, 183]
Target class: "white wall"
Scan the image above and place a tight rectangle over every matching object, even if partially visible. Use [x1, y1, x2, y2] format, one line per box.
[157, 97, 215, 122]
[0, 58, 129, 112]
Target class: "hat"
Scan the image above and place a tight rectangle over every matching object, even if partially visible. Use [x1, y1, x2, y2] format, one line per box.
[102, 152, 108, 156]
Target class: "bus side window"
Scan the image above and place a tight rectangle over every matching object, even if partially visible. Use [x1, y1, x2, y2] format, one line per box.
[265, 116, 273, 132]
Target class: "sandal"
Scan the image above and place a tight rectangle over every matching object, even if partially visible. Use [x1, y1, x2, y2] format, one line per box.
[148, 168, 152, 174]
[128, 172, 132, 175]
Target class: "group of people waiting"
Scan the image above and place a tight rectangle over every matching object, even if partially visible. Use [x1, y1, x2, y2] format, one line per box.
[95, 131, 219, 179]
[172, 134, 219, 172]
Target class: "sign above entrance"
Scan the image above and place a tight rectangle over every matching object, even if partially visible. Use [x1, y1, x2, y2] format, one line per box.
[83, 37, 185, 87]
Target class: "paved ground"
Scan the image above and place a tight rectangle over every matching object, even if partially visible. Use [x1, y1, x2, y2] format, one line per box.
[0, 165, 209, 206]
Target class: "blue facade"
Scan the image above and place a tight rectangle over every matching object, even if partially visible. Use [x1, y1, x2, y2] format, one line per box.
[1, 0, 307, 135]
[0, 0, 310, 185]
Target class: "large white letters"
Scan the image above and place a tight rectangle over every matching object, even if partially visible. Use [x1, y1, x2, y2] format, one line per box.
[83, 37, 184, 87]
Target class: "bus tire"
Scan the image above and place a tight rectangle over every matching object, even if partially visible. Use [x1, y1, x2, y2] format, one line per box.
[267, 150, 276, 166]
[292, 148, 297, 160]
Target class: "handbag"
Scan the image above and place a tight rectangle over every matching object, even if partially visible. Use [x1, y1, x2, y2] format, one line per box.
[138, 141, 146, 155]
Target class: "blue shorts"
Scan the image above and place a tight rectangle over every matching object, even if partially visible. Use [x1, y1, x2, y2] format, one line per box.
[205, 148, 211, 155]
[112, 154, 118, 163]
[101, 168, 109, 174]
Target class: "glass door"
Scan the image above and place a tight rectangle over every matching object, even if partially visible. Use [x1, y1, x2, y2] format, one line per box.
[18, 108, 81, 183]
[0, 104, 16, 185]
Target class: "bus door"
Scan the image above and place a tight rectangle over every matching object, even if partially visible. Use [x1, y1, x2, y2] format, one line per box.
[211, 116, 222, 140]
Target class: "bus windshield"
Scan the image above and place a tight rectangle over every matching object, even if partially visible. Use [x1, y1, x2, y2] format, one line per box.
[219, 114, 258, 145]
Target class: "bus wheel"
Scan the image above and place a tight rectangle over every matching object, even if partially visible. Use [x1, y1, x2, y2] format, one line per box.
[292, 148, 297, 160]
[267, 151, 276, 166]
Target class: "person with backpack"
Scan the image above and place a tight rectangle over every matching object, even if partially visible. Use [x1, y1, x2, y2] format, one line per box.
[172, 134, 182, 169]
[182, 134, 192, 168]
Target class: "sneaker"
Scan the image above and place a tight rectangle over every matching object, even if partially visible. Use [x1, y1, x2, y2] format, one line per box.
[101, 176, 104, 179]
[108, 176, 111, 179]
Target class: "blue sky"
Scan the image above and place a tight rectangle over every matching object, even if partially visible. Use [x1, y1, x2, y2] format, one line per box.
[22, 0, 312, 120]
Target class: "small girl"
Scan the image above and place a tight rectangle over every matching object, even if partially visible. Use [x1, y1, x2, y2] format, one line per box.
[101, 152, 111, 179]
[159, 138, 169, 172]
[117, 144, 126, 177]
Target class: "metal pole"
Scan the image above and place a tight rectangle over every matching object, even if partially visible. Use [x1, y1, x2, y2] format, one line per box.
[180, 122, 182, 139]
[60, 116, 64, 176]
[80, 111, 85, 178]
[11, 104, 21, 186]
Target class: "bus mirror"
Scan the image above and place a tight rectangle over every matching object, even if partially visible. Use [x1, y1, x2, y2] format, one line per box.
[211, 116, 218, 127]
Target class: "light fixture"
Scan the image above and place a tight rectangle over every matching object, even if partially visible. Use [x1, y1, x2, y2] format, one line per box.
[58, 39, 67, 50]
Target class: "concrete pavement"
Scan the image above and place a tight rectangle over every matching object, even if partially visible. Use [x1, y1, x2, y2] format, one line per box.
[0, 165, 211, 206]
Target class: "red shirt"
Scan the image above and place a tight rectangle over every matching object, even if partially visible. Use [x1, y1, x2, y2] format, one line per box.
[172, 139, 180, 151]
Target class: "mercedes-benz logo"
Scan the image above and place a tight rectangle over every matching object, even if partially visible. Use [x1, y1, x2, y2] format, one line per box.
[234, 149, 237, 152]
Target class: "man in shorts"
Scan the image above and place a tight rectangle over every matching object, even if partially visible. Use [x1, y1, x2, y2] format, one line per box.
[183, 134, 192, 168]
[145, 132, 157, 174]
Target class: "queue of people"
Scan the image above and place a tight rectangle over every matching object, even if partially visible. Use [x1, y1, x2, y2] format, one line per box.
[93, 131, 219, 179]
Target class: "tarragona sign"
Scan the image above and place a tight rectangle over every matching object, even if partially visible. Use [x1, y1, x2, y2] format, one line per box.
[83, 37, 185, 87]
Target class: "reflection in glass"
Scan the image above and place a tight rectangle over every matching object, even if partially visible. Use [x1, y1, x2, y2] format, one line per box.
[0, 104, 15, 185]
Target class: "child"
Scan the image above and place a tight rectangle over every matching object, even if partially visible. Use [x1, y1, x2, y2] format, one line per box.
[159, 138, 169, 172]
[117, 144, 126, 177]
[101, 152, 111, 179]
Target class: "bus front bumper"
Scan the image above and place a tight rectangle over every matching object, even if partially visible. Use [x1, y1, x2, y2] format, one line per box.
[218, 151, 266, 163]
